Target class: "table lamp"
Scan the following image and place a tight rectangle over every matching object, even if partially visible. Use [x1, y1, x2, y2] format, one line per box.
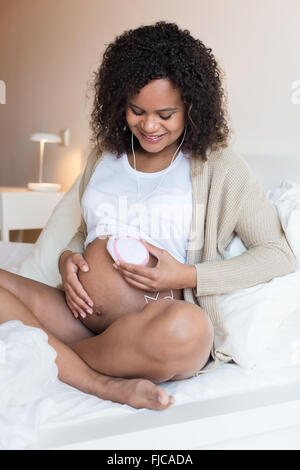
[28, 129, 69, 192]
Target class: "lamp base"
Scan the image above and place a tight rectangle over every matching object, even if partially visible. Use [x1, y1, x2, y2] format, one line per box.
[27, 182, 61, 192]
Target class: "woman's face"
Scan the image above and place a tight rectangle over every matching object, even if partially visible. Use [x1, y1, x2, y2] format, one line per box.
[125, 78, 186, 155]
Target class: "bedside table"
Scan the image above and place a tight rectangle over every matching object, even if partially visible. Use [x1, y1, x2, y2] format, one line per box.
[0, 187, 65, 242]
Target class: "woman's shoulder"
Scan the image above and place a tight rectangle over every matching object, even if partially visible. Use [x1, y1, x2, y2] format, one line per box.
[205, 144, 254, 177]
[191, 144, 260, 199]
[79, 148, 107, 198]
[84, 148, 118, 171]
[207, 143, 245, 164]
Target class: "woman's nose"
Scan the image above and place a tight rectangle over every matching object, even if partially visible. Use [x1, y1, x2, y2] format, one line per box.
[140, 116, 160, 133]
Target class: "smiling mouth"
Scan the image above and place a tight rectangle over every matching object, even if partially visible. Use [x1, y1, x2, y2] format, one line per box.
[140, 132, 166, 143]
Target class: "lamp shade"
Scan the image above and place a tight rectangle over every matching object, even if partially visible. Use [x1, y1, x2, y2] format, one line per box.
[30, 132, 62, 144]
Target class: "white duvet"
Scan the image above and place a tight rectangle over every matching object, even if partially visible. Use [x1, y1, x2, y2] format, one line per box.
[0, 180, 300, 450]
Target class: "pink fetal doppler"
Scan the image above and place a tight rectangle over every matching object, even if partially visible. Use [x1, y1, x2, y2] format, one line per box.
[106, 235, 150, 266]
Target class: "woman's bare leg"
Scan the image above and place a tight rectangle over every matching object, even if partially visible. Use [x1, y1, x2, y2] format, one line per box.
[0, 269, 93, 344]
[0, 286, 103, 392]
[71, 299, 214, 383]
[0, 272, 173, 409]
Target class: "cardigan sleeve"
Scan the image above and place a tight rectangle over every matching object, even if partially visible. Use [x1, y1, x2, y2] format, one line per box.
[60, 164, 86, 255]
[61, 218, 86, 254]
[58, 148, 99, 259]
[194, 170, 297, 297]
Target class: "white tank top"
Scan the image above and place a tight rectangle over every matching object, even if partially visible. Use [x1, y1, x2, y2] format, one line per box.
[81, 151, 193, 263]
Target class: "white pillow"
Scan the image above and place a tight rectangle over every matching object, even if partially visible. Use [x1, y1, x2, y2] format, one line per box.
[267, 181, 300, 264]
[220, 180, 300, 370]
[15, 175, 82, 287]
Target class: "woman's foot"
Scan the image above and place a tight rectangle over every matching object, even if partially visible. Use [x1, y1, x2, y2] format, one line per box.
[99, 376, 174, 410]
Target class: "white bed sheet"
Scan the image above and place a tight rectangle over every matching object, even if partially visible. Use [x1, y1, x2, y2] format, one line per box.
[0, 241, 300, 450]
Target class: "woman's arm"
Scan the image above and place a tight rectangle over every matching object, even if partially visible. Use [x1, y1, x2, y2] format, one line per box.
[57, 147, 100, 263]
[194, 177, 297, 297]
[59, 218, 86, 256]
[113, 241, 198, 291]
[56, 148, 100, 316]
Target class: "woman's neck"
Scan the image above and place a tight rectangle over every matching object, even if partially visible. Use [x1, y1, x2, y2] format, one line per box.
[127, 142, 180, 173]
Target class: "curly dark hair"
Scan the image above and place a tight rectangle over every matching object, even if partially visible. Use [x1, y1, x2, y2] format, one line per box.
[89, 21, 230, 160]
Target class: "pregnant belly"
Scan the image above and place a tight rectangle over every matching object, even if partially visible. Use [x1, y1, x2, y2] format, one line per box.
[78, 236, 183, 333]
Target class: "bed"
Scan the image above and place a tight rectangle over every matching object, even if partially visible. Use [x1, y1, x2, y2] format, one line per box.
[0, 151, 300, 450]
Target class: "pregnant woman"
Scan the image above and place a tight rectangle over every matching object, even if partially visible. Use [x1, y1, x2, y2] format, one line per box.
[0, 22, 296, 410]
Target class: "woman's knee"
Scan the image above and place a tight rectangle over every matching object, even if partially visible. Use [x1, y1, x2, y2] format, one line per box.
[142, 300, 214, 364]
[167, 302, 214, 357]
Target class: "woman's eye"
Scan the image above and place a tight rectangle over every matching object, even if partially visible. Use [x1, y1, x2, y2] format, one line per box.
[131, 108, 143, 116]
[159, 114, 173, 120]
[130, 108, 173, 120]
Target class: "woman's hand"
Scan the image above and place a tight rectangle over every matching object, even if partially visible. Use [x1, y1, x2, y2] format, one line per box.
[59, 250, 94, 319]
[112, 240, 193, 292]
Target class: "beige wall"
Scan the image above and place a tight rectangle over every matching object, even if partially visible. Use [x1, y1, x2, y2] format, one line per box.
[1, 0, 300, 192]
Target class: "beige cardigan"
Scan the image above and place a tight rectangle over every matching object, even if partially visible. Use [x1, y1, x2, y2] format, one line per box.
[62, 145, 297, 370]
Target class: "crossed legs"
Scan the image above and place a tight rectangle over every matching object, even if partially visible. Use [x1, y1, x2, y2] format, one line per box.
[70, 298, 213, 382]
[0, 269, 214, 408]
